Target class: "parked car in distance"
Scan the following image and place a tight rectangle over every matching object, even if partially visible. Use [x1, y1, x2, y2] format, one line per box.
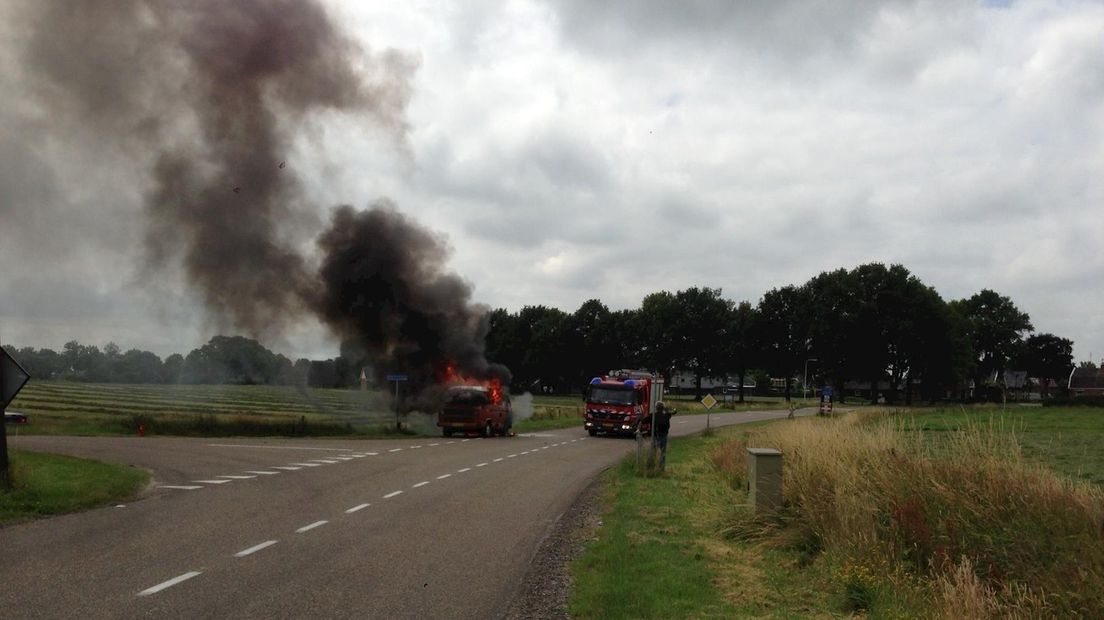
[4, 410, 28, 424]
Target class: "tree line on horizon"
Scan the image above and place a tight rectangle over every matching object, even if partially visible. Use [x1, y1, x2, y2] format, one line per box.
[3, 263, 1078, 402]
[485, 263, 1076, 403]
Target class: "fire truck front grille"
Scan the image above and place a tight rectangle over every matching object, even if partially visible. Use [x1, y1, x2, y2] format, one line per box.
[588, 410, 625, 421]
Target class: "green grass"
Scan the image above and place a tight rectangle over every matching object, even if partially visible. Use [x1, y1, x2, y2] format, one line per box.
[895, 406, 1104, 485]
[1, 450, 149, 524]
[569, 424, 839, 619]
[572, 406, 1104, 618]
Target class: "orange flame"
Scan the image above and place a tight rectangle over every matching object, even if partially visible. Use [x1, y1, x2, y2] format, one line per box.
[439, 361, 503, 404]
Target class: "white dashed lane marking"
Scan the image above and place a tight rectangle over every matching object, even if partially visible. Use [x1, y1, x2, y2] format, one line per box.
[234, 540, 278, 558]
[137, 571, 202, 597]
[296, 521, 328, 534]
[159, 485, 202, 491]
[137, 432, 593, 593]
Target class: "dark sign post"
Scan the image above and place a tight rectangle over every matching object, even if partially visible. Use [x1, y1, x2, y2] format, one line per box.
[1, 346, 32, 489]
[386, 374, 408, 431]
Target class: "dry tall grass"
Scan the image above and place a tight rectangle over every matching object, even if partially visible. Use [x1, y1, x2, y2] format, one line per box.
[713, 411, 1104, 618]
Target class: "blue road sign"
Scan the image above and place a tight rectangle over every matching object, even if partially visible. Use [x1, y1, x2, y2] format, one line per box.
[822, 386, 834, 399]
[385, 374, 409, 382]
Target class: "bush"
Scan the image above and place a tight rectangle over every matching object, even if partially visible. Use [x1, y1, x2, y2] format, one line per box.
[1043, 394, 1104, 407]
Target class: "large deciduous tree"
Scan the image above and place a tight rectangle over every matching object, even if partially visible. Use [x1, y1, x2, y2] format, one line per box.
[952, 289, 1033, 399]
[757, 285, 810, 402]
[1016, 333, 1074, 397]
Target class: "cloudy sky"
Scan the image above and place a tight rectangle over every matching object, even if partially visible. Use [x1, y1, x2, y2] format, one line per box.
[1, 0, 1102, 363]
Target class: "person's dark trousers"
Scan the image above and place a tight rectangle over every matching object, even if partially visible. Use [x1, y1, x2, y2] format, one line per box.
[654, 434, 669, 469]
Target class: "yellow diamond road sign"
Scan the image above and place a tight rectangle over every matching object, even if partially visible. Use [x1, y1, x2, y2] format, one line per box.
[701, 393, 717, 410]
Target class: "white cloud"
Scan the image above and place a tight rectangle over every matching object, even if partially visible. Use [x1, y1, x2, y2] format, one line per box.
[1, 0, 1101, 364]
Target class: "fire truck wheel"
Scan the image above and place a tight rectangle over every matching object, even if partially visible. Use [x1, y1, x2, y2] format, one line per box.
[587, 429, 597, 437]
[482, 420, 493, 438]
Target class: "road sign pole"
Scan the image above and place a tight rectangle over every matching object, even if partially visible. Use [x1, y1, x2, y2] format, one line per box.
[0, 345, 8, 489]
[394, 380, 400, 431]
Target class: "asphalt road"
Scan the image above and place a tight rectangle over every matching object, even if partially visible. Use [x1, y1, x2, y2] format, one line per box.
[2, 408, 804, 619]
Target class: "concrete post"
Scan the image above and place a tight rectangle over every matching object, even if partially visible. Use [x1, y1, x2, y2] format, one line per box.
[747, 448, 783, 512]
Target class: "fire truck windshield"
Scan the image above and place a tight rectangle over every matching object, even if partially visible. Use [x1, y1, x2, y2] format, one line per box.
[588, 387, 636, 405]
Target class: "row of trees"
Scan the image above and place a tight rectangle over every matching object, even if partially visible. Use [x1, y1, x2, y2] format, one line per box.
[4, 263, 1076, 401]
[485, 263, 1075, 402]
[2, 336, 357, 388]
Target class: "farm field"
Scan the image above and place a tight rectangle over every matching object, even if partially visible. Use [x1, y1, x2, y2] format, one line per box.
[902, 405, 1104, 485]
[5, 380, 583, 437]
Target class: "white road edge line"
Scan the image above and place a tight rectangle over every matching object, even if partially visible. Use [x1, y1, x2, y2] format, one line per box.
[296, 520, 328, 533]
[476, 463, 488, 467]
[207, 444, 353, 452]
[437, 474, 452, 479]
[383, 490, 403, 499]
[271, 466, 302, 471]
[217, 475, 256, 480]
[389, 448, 403, 453]
[234, 540, 278, 557]
[364, 452, 379, 456]
[290, 463, 322, 467]
[159, 485, 203, 490]
[457, 467, 472, 472]
[429, 443, 440, 446]
[311, 460, 338, 464]
[193, 479, 231, 485]
[507, 454, 517, 458]
[493, 458, 503, 462]
[245, 471, 280, 475]
[412, 481, 430, 488]
[346, 503, 371, 513]
[137, 571, 202, 597]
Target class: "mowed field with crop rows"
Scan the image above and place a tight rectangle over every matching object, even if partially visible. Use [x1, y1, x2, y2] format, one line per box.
[7, 381, 392, 435]
[5, 380, 585, 436]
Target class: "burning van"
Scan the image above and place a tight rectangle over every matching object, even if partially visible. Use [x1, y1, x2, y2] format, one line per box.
[437, 385, 513, 438]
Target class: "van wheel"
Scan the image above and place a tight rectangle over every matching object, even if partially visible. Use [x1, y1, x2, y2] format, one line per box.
[482, 420, 493, 438]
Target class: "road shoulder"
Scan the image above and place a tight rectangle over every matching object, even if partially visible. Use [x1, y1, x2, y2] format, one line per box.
[503, 473, 606, 619]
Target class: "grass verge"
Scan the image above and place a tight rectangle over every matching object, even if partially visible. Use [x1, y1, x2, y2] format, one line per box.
[1, 450, 149, 525]
[569, 424, 838, 619]
[572, 407, 1104, 618]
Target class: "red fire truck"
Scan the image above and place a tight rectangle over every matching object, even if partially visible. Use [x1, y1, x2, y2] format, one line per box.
[583, 370, 665, 437]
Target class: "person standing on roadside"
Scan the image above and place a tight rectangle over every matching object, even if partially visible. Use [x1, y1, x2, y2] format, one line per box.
[653, 402, 676, 470]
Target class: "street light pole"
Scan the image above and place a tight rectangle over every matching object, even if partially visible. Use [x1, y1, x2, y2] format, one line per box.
[803, 358, 818, 402]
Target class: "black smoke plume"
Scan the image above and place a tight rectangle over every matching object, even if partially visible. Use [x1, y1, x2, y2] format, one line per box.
[314, 203, 510, 387]
[13, 0, 508, 398]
